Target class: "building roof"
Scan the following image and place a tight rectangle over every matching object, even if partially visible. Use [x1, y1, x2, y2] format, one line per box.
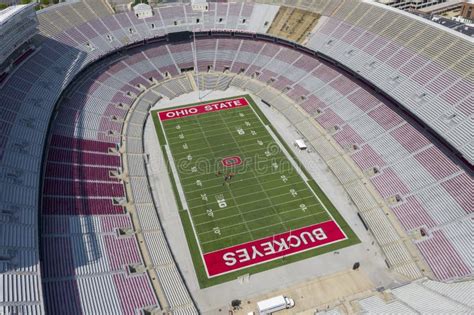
[418, 0, 464, 13]
[133, 3, 151, 12]
[456, 24, 474, 36]
[365, 0, 474, 40]
[431, 16, 464, 29]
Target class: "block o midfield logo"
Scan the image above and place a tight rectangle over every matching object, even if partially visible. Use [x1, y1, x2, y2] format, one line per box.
[221, 156, 243, 167]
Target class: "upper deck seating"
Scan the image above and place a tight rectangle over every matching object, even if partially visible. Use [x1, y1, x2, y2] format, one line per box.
[0, 1, 472, 311]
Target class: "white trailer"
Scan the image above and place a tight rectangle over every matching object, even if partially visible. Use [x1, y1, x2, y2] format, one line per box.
[295, 139, 307, 150]
[257, 295, 295, 314]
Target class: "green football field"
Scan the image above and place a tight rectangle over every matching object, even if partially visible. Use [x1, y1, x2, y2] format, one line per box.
[152, 95, 358, 287]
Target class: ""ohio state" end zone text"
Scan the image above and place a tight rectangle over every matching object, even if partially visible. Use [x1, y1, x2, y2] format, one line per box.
[159, 97, 249, 121]
[203, 220, 346, 277]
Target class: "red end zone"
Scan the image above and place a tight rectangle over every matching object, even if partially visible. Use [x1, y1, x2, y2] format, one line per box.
[203, 220, 346, 277]
[159, 97, 249, 121]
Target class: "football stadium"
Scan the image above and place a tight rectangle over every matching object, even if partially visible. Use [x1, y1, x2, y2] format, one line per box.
[0, 0, 472, 314]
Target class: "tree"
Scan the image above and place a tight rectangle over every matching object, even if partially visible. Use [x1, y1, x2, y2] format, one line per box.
[134, 0, 149, 5]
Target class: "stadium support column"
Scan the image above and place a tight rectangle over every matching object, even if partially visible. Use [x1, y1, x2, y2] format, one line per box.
[192, 30, 201, 99]
[186, 72, 198, 92]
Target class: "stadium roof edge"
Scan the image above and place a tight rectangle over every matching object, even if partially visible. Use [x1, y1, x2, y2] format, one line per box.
[35, 0, 81, 14]
[0, 3, 35, 26]
[362, 0, 474, 42]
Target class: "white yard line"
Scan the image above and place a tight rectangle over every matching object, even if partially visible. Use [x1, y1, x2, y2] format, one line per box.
[193, 114, 256, 240]
[217, 109, 290, 231]
[184, 176, 302, 195]
[164, 113, 261, 135]
[175, 153, 292, 182]
[159, 116, 212, 278]
[264, 125, 308, 182]
[186, 182, 311, 203]
[168, 136, 275, 157]
[164, 116, 264, 136]
[182, 171, 300, 189]
[248, 103, 349, 240]
[164, 144, 189, 210]
[192, 195, 318, 219]
[168, 129, 268, 145]
[195, 205, 326, 228]
[200, 211, 327, 245]
[166, 129, 273, 153]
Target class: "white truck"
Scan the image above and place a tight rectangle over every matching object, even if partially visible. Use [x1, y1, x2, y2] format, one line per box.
[257, 295, 295, 314]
